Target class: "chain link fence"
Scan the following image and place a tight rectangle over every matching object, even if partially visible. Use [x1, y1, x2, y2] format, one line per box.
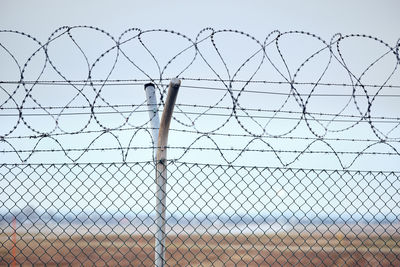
[1, 162, 399, 266]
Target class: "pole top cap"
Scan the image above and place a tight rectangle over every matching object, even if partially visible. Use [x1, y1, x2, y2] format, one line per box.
[144, 82, 155, 88]
[170, 78, 181, 88]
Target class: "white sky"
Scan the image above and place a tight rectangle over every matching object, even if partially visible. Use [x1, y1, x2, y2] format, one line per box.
[1, 0, 399, 43]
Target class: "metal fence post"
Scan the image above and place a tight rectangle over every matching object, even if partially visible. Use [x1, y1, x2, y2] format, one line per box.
[145, 83, 160, 161]
[155, 78, 181, 267]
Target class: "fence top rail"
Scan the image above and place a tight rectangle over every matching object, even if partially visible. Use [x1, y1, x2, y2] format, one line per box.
[1, 160, 399, 175]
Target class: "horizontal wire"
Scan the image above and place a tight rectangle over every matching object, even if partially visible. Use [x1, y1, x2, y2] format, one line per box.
[0, 103, 150, 110]
[2, 159, 398, 174]
[0, 104, 397, 120]
[172, 160, 400, 174]
[180, 84, 400, 97]
[0, 146, 397, 156]
[1, 108, 399, 123]
[1, 102, 400, 121]
[1, 126, 397, 143]
[2, 78, 400, 88]
[2, 79, 400, 97]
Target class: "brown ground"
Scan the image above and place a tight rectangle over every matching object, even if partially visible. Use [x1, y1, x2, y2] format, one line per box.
[1, 232, 399, 266]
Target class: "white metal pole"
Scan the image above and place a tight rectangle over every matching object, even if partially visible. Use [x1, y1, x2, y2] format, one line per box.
[154, 78, 181, 267]
[145, 83, 160, 161]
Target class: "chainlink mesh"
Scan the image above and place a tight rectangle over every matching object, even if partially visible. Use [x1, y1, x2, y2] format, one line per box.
[1, 162, 399, 266]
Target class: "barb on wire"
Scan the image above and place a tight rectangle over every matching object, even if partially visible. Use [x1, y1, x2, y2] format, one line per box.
[1, 27, 400, 169]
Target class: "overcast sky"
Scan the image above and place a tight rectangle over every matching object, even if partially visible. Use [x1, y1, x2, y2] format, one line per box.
[1, 0, 399, 42]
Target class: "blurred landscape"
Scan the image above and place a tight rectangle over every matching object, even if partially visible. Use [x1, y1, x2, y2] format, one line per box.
[1, 207, 399, 266]
[1, 229, 399, 266]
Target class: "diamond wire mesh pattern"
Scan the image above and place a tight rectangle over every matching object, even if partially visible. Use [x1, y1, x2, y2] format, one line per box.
[1, 162, 399, 266]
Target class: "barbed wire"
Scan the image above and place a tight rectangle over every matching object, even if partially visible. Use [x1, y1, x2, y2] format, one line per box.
[1, 104, 400, 122]
[2, 79, 400, 90]
[1, 142, 399, 168]
[1, 26, 400, 169]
